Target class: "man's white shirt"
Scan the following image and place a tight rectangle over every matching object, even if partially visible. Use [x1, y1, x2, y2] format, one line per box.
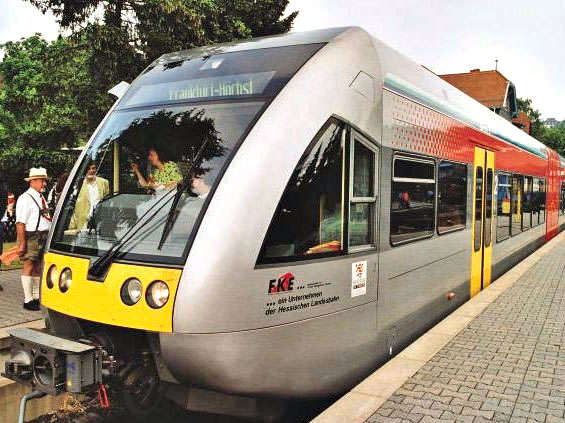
[16, 188, 51, 232]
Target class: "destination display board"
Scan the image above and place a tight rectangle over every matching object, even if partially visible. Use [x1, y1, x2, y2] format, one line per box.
[122, 71, 276, 107]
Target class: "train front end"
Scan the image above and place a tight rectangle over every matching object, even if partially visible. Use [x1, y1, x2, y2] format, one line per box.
[3, 34, 342, 417]
[4, 26, 384, 421]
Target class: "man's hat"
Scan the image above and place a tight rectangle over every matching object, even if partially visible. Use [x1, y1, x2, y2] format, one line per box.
[24, 167, 49, 181]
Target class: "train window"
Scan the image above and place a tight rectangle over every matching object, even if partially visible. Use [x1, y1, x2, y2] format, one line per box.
[350, 137, 377, 248]
[474, 167, 483, 252]
[259, 120, 345, 262]
[537, 179, 545, 225]
[51, 101, 265, 264]
[560, 182, 565, 216]
[496, 172, 511, 242]
[532, 178, 543, 226]
[485, 169, 493, 247]
[511, 175, 522, 236]
[390, 156, 435, 245]
[437, 161, 467, 234]
[522, 176, 532, 230]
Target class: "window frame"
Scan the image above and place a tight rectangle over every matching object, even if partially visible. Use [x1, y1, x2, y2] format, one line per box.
[348, 131, 379, 252]
[521, 175, 533, 231]
[510, 174, 523, 237]
[436, 159, 468, 236]
[496, 172, 547, 243]
[495, 171, 512, 243]
[560, 181, 565, 216]
[256, 117, 380, 266]
[390, 154, 436, 247]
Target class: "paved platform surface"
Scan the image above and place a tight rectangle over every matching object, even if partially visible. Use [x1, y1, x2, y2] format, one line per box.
[366, 236, 565, 422]
[0, 269, 41, 328]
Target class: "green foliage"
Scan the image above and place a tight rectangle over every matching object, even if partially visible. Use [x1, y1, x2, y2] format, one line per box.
[517, 97, 545, 140]
[29, 0, 298, 62]
[0, 35, 90, 193]
[541, 125, 565, 157]
[517, 97, 565, 156]
[0, 0, 297, 194]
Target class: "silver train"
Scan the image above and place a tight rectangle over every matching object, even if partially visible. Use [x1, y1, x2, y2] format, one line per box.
[5, 27, 561, 420]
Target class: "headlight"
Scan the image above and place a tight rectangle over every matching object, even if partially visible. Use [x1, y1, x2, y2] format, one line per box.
[59, 268, 72, 293]
[121, 278, 143, 306]
[146, 281, 169, 309]
[46, 265, 57, 289]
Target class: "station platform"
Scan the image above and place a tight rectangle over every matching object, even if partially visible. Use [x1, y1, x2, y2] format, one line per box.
[0, 269, 42, 329]
[0, 269, 54, 423]
[314, 231, 565, 423]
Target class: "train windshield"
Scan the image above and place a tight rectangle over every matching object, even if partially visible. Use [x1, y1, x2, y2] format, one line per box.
[51, 44, 324, 264]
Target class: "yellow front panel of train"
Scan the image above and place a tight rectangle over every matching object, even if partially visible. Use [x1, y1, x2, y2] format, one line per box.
[41, 252, 182, 332]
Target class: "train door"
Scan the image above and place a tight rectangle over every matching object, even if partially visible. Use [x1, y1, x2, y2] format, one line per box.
[470, 147, 495, 297]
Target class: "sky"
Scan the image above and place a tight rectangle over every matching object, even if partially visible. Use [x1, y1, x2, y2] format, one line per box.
[0, 0, 563, 120]
[0, 0, 60, 55]
[286, 0, 565, 120]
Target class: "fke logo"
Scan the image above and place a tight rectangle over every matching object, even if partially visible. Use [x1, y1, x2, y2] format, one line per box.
[268, 272, 295, 294]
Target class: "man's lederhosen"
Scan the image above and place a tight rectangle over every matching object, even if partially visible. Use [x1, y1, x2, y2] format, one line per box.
[24, 193, 49, 262]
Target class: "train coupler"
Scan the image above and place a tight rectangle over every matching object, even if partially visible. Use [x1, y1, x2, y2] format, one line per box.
[2, 327, 103, 395]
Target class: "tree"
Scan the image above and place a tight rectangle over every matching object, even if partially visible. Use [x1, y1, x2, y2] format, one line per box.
[28, 0, 298, 62]
[541, 125, 565, 157]
[0, 35, 94, 194]
[517, 97, 545, 140]
[2, 1, 297, 192]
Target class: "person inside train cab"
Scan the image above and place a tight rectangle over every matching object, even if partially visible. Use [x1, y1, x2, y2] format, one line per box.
[131, 146, 182, 191]
[68, 161, 110, 230]
[191, 174, 211, 199]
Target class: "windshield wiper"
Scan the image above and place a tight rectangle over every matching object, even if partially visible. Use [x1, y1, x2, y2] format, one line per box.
[157, 178, 188, 250]
[156, 137, 213, 250]
[90, 138, 213, 278]
[88, 188, 177, 279]
[87, 192, 122, 233]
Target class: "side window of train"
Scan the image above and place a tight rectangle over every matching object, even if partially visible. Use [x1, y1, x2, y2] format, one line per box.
[496, 172, 511, 242]
[538, 179, 546, 224]
[522, 176, 533, 231]
[561, 182, 565, 215]
[531, 178, 544, 227]
[349, 134, 378, 250]
[437, 161, 467, 234]
[258, 119, 346, 263]
[258, 119, 380, 264]
[390, 156, 435, 245]
[510, 175, 523, 236]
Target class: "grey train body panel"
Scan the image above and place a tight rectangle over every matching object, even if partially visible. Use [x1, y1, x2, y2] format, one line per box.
[161, 303, 377, 398]
[172, 26, 381, 335]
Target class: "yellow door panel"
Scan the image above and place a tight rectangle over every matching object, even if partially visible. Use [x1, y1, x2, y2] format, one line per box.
[470, 147, 495, 297]
[470, 148, 484, 297]
[483, 151, 494, 289]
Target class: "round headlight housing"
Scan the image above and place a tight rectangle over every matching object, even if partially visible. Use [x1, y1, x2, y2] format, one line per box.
[146, 281, 169, 309]
[46, 265, 57, 289]
[121, 278, 143, 306]
[59, 268, 72, 293]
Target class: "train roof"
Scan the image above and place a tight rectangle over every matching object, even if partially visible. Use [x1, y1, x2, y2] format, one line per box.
[151, 27, 352, 66]
[366, 30, 550, 160]
[152, 26, 551, 161]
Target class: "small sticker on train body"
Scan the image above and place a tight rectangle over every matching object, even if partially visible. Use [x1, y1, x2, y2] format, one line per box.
[351, 261, 367, 297]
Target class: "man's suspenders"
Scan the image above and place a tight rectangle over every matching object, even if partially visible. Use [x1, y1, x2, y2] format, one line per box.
[26, 193, 43, 232]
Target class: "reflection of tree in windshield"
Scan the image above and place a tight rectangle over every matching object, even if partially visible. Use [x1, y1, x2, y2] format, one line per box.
[90, 107, 227, 244]
[118, 108, 226, 179]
